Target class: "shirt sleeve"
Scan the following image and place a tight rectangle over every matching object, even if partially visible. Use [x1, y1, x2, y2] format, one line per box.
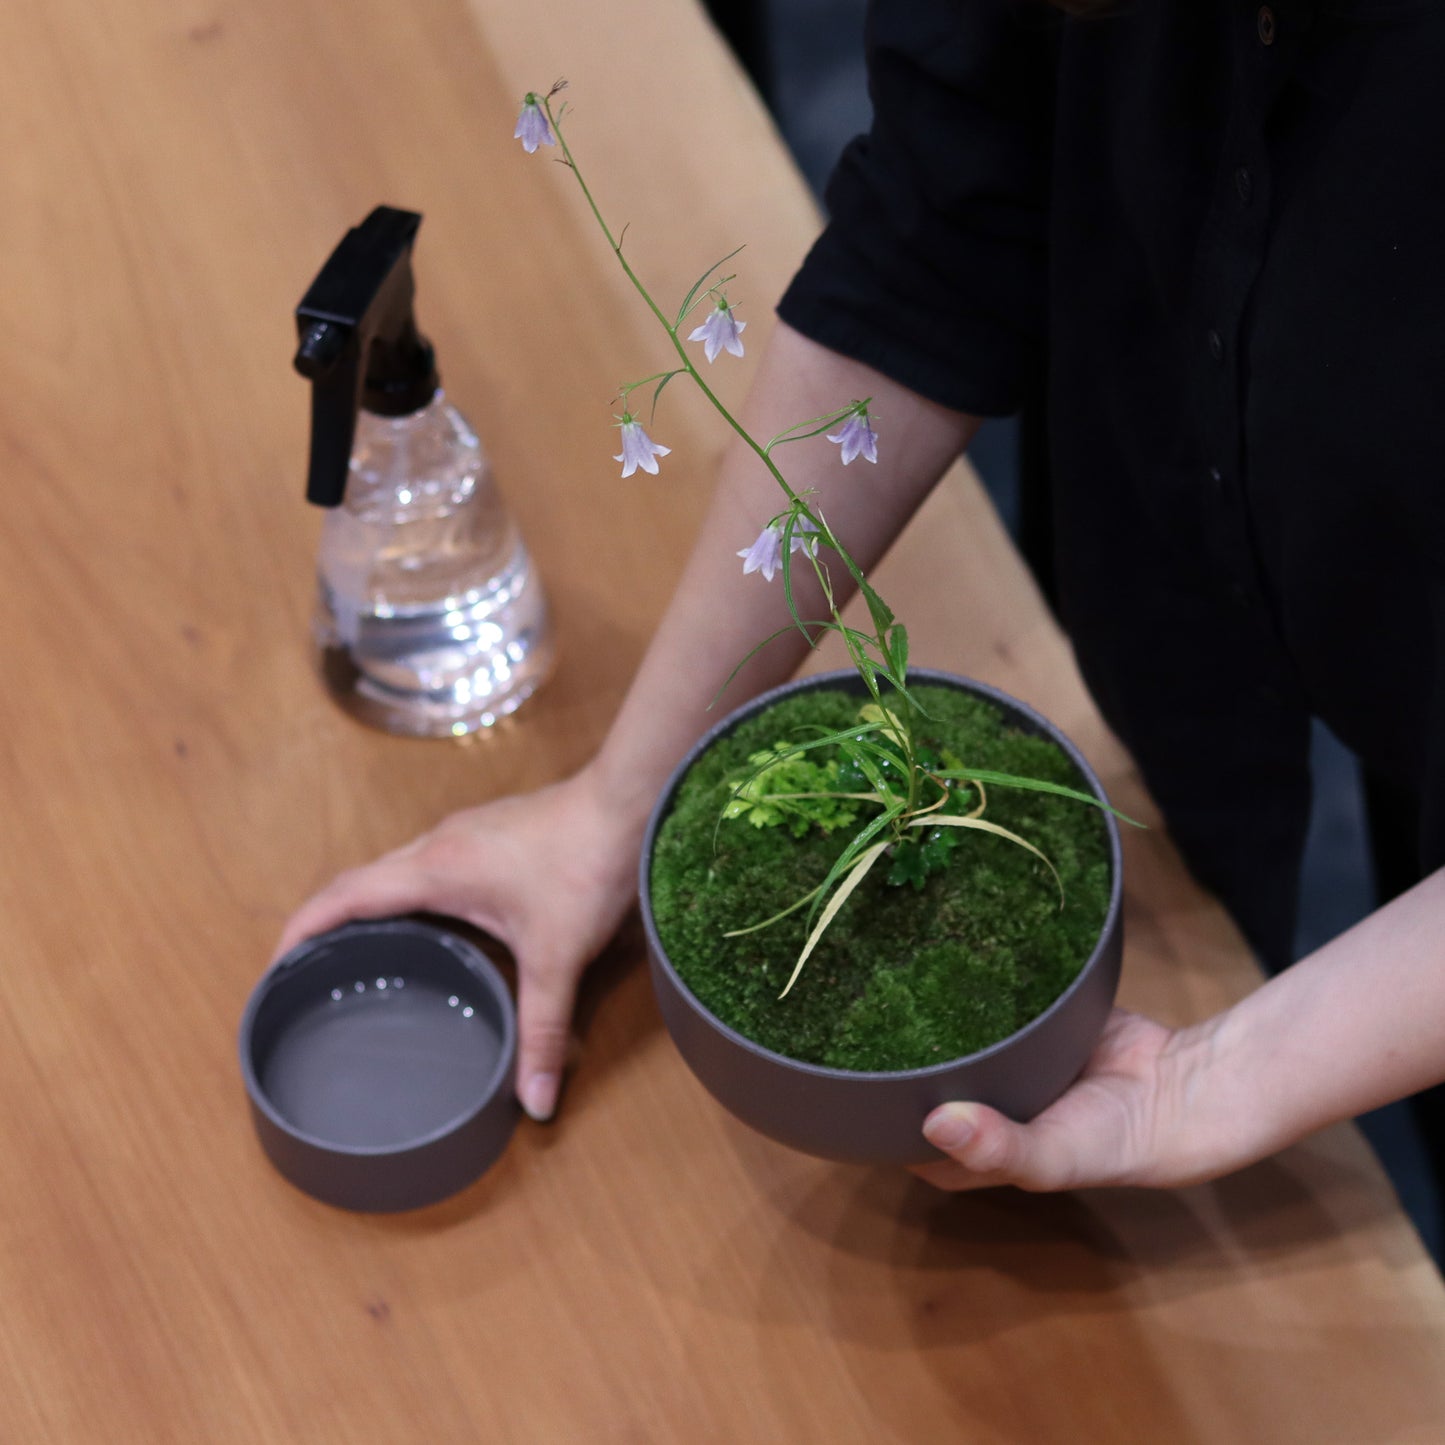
[777, 0, 1057, 417]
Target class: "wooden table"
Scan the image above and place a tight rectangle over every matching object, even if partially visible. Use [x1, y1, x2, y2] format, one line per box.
[2, 0, 1443, 1439]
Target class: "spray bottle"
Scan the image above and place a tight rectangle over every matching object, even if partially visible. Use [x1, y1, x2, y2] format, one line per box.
[294, 206, 553, 736]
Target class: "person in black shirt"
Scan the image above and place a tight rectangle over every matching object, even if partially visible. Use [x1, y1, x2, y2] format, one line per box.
[278, 1, 1445, 1209]
[782, 0, 1445, 982]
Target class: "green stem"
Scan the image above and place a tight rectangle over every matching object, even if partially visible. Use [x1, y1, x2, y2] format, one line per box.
[545, 93, 919, 766]
[545, 99, 809, 512]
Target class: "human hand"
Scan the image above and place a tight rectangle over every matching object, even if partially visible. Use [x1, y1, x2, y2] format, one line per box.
[914, 1008, 1219, 1192]
[272, 769, 642, 1122]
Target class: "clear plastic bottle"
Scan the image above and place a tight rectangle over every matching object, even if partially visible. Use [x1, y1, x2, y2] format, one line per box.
[314, 392, 554, 736]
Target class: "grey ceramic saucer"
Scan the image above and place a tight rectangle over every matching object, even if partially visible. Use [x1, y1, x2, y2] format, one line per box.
[239, 919, 518, 1211]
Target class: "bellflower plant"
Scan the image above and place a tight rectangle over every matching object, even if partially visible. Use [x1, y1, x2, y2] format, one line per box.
[517, 81, 1125, 997]
[827, 408, 879, 465]
[735, 524, 785, 584]
[689, 300, 747, 363]
[513, 95, 555, 154]
[613, 414, 671, 477]
[737, 516, 818, 583]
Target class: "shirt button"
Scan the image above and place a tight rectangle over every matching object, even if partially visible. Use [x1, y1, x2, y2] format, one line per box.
[1257, 6, 1276, 45]
[1208, 465, 1224, 492]
[1208, 329, 1225, 362]
[1235, 166, 1253, 206]
[1228, 579, 1251, 607]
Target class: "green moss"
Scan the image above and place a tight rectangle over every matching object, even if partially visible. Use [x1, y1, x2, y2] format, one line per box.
[649, 684, 1112, 1072]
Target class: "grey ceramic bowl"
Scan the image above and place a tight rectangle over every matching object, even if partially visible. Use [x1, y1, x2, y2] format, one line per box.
[640, 669, 1124, 1167]
[239, 919, 518, 1211]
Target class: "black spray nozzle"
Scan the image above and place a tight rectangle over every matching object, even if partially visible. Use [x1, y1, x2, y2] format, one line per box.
[294, 206, 440, 507]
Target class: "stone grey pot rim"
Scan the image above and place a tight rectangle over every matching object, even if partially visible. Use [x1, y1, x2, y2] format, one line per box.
[639, 666, 1124, 1083]
[239, 918, 517, 1158]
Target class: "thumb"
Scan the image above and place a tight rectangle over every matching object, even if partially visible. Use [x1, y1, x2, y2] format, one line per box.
[921, 1102, 1077, 1191]
[514, 953, 582, 1123]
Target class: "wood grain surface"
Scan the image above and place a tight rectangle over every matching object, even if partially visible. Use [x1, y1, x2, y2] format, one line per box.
[1, 0, 1442, 1440]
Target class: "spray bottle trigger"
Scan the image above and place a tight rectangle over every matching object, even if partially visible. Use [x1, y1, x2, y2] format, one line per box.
[294, 320, 351, 378]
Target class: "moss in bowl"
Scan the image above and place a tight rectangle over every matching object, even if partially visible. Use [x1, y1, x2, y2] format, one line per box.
[640, 669, 1124, 1166]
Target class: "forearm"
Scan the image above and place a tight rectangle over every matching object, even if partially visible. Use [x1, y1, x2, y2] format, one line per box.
[584, 320, 979, 834]
[1168, 865, 1445, 1181]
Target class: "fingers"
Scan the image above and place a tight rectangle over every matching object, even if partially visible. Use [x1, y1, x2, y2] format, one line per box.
[271, 857, 436, 963]
[273, 850, 591, 1127]
[515, 953, 582, 1123]
[917, 1102, 1078, 1193]
[269, 788, 607, 1126]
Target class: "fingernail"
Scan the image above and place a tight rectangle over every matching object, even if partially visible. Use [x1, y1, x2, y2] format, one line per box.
[923, 1104, 978, 1152]
[520, 1072, 559, 1123]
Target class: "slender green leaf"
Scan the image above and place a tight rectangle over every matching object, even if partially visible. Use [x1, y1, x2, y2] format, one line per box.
[779, 841, 889, 998]
[878, 671, 928, 721]
[755, 722, 888, 756]
[833, 544, 894, 638]
[935, 769, 1143, 826]
[889, 624, 909, 685]
[709, 620, 835, 710]
[674, 244, 746, 327]
[915, 814, 1065, 905]
[838, 623, 881, 656]
[836, 736, 894, 802]
[779, 533, 809, 642]
[649, 369, 682, 422]
[763, 405, 855, 453]
[722, 882, 824, 938]
[764, 416, 849, 453]
[832, 728, 907, 786]
[803, 800, 907, 930]
[830, 611, 882, 707]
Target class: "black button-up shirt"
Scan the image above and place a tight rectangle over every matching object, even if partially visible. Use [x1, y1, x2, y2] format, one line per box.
[779, 0, 1445, 965]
